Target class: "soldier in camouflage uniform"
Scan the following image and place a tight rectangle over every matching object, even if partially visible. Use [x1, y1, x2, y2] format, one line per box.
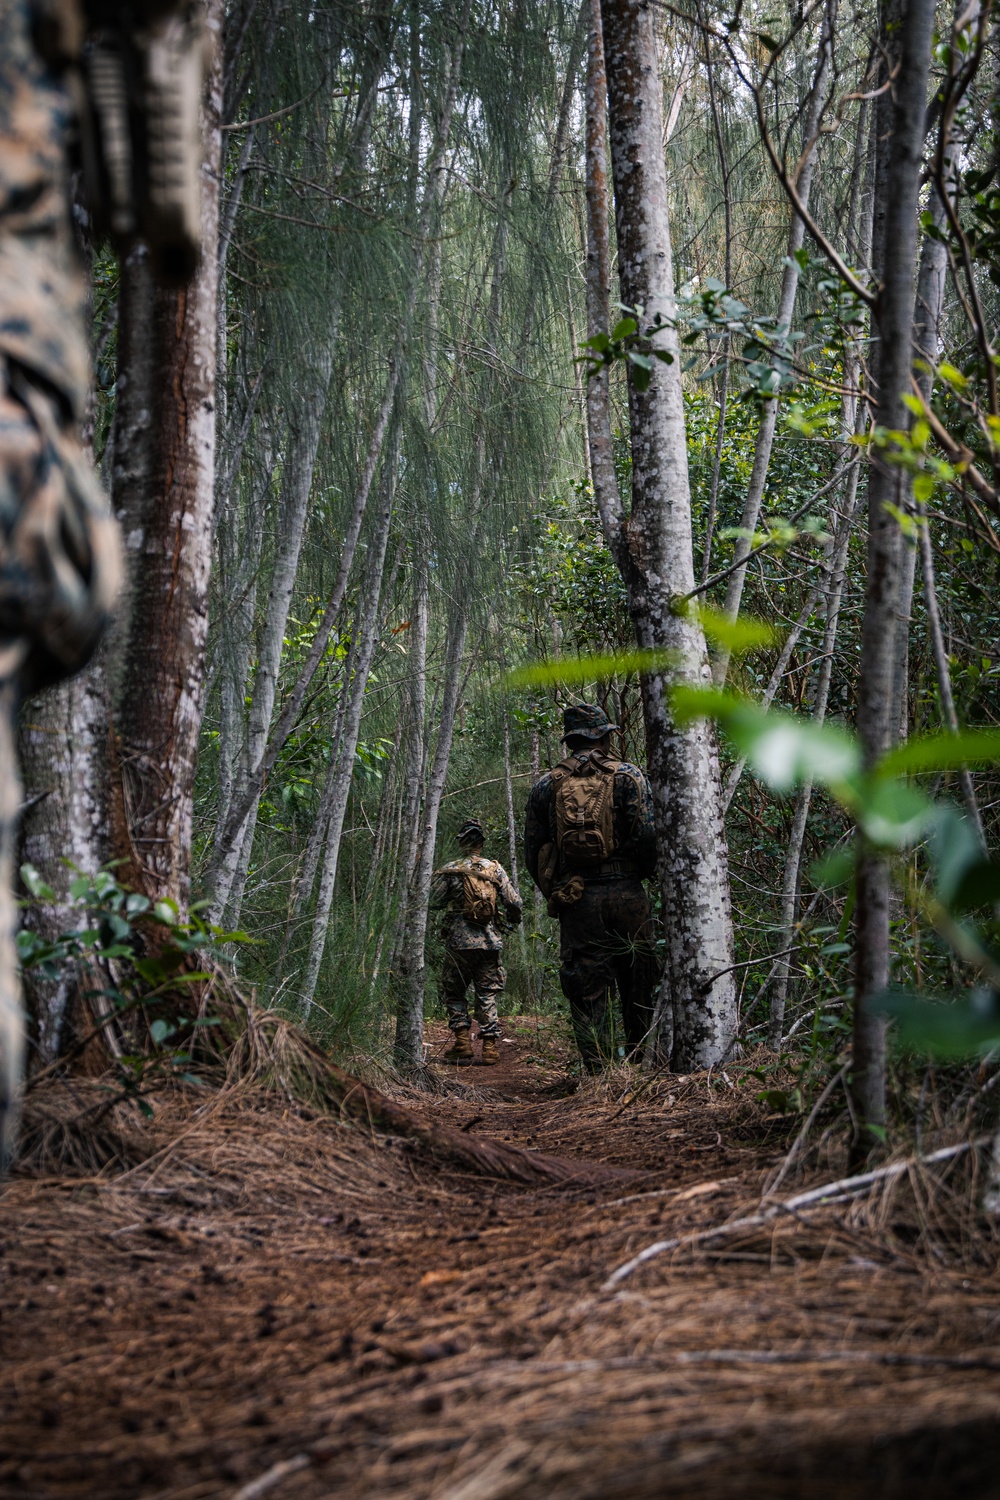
[524, 704, 658, 1073]
[430, 818, 522, 1067]
[0, 0, 125, 1165]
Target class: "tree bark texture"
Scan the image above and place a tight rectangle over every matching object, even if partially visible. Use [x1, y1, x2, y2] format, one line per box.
[113, 5, 223, 911]
[19, 671, 110, 1060]
[600, 0, 737, 1070]
[851, 0, 936, 1149]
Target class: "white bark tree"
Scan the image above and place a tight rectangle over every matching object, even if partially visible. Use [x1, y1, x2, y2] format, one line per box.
[597, 0, 737, 1069]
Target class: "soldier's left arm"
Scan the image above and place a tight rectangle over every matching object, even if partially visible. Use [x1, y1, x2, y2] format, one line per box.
[616, 765, 658, 879]
[496, 865, 523, 924]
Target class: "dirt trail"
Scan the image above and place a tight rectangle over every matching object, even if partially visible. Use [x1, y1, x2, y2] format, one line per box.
[2, 1017, 1000, 1499]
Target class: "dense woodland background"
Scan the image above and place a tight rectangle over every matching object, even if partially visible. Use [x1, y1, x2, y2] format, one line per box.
[16, 0, 1000, 1145]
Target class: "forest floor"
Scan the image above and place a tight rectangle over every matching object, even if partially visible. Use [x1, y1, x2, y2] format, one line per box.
[3, 1014, 1000, 1499]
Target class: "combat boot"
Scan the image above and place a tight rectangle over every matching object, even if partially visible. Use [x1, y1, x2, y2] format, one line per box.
[480, 1036, 500, 1066]
[443, 1028, 473, 1065]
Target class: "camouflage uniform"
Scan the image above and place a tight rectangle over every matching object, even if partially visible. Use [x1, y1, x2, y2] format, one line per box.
[430, 854, 522, 1038]
[0, 2, 122, 1164]
[524, 705, 659, 1071]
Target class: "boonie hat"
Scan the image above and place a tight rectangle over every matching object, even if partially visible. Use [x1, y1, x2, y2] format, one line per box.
[561, 703, 619, 741]
[456, 818, 485, 847]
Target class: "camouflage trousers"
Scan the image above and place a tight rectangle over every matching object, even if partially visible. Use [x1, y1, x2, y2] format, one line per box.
[440, 948, 504, 1038]
[557, 878, 658, 1071]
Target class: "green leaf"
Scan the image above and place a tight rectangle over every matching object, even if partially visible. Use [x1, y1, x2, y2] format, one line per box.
[610, 316, 637, 340]
[682, 603, 783, 653]
[937, 361, 969, 391]
[20, 864, 56, 902]
[857, 779, 934, 848]
[581, 332, 610, 352]
[879, 728, 1000, 778]
[671, 688, 861, 794]
[153, 899, 179, 927]
[870, 987, 1000, 1057]
[508, 647, 678, 688]
[149, 1018, 173, 1045]
[929, 806, 983, 903]
[126, 893, 151, 915]
[811, 848, 855, 889]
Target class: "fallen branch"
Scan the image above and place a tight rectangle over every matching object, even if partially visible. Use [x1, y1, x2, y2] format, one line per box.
[232, 1455, 311, 1500]
[603, 1139, 988, 1288]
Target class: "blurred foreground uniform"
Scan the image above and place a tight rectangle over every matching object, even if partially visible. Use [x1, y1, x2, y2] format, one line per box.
[430, 819, 522, 1065]
[524, 705, 658, 1072]
[0, 0, 120, 1165]
[0, 0, 205, 1164]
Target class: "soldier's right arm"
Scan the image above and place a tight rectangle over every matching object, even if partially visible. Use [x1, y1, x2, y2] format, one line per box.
[429, 870, 449, 910]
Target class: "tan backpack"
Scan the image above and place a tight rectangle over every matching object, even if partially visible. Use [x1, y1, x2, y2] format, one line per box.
[553, 753, 619, 868]
[458, 860, 498, 926]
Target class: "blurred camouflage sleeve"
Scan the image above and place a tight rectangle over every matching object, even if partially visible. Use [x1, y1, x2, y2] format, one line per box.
[496, 864, 522, 925]
[0, 0, 120, 696]
[523, 773, 554, 887]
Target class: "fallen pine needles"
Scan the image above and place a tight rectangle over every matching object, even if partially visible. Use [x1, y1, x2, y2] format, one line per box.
[603, 1138, 991, 1287]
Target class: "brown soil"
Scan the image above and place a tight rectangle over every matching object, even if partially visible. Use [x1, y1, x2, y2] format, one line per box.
[2, 1016, 1000, 1500]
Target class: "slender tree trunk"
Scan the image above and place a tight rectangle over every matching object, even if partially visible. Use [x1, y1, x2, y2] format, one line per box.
[389, 548, 430, 969]
[851, 0, 936, 1157]
[394, 605, 469, 1069]
[601, 0, 736, 1069]
[888, 186, 949, 740]
[299, 423, 400, 1014]
[584, 0, 628, 575]
[20, 672, 111, 1060]
[713, 4, 834, 686]
[699, 12, 732, 585]
[113, 9, 223, 909]
[768, 467, 862, 1043]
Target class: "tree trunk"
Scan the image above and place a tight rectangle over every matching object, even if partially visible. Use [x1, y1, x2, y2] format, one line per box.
[299, 423, 400, 1014]
[887, 185, 949, 740]
[584, 0, 628, 575]
[600, 0, 736, 1069]
[713, 4, 834, 686]
[851, 0, 936, 1157]
[699, 16, 732, 584]
[114, 5, 223, 910]
[389, 545, 430, 970]
[393, 604, 469, 1070]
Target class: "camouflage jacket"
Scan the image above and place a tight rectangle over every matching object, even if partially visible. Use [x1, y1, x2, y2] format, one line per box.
[430, 855, 523, 952]
[524, 752, 657, 886]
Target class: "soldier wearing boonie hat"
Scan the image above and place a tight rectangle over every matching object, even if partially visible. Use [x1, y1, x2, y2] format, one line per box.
[430, 817, 522, 1066]
[523, 703, 659, 1072]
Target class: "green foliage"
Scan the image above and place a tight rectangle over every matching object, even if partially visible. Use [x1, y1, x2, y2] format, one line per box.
[19, 866, 243, 1114]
